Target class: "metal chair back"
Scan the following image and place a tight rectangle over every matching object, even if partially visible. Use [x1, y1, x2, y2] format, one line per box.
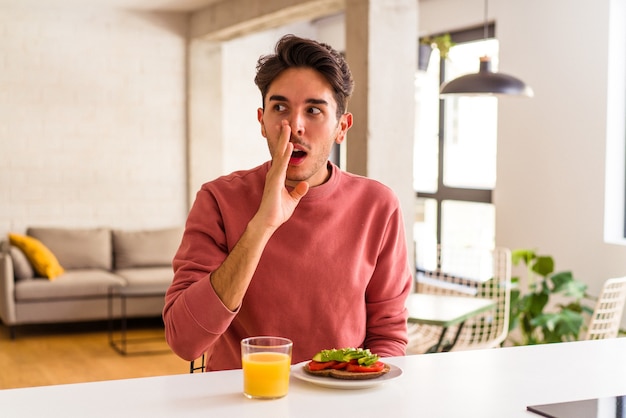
[407, 246, 512, 354]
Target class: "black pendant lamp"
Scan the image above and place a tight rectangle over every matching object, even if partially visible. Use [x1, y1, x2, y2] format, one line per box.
[439, 0, 533, 98]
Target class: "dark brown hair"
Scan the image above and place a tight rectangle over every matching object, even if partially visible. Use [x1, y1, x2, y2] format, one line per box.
[254, 34, 354, 119]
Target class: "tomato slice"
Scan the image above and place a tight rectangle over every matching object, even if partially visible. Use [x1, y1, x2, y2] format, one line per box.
[345, 361, 385, 373]
[307, 360, 337, 371]
[330, 361, 348, 369]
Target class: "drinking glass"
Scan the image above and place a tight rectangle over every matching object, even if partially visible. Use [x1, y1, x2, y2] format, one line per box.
[241, 336, 293, 399]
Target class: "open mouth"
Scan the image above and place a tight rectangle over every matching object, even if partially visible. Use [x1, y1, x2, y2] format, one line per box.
[290, 147, 308, 164]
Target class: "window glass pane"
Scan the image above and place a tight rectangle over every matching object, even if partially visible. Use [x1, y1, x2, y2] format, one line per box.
[440, 200, 495, 249]
[414, 197, 438, 270]
[414, 48, 440, 193]
[413, 34, 499, 271]
[443, 39, 499, 189]
[446, 38, 500, 79]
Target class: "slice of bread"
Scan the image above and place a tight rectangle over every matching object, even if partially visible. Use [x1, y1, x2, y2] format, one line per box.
[303, 362, 390, 380]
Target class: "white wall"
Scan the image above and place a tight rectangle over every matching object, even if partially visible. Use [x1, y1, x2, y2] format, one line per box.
[420, 0, 626, 300]
[221, 21, 318, 174]
[605, 0, 626, 246]
[187, 19, 319, 202]
[0, 6, 189, 235]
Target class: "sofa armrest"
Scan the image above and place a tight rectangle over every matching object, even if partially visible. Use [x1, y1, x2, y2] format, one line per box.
[0, 244, 17, 326]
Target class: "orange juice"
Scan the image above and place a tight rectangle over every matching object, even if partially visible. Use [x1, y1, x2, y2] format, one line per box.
[242, 352, 291, 399]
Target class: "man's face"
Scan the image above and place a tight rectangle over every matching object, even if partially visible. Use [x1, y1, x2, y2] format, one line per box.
[257, 67, 352, 188]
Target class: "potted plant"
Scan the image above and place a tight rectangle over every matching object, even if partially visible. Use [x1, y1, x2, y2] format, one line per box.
[419, 33, 455, 71]
[508, 249, 594, 345]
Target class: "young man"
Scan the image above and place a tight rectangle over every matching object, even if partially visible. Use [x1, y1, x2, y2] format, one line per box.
[163, 34, 412, 371]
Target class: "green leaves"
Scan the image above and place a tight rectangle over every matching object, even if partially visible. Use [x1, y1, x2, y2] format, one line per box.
[531, 309, 584, 343]
[508, 249, 591, 346]
[312, 348, 379, 366]
[421, 33, 455, 59]
[511, 249, 536, 266]
[532, 256, 554, 277]
[550, 271, 587, 299]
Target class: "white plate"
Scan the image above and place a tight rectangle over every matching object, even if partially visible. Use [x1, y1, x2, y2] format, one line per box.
[291, 361, 403, 390]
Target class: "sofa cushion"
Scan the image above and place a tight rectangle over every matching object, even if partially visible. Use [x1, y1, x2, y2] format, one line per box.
[112, 227, 182, 270]
[14, 270, 126, 301]
[9, 245, 35, 281]
[9, 233, 65, 280]
[114, 267, 174, 287]
[27, 227, 112, 271]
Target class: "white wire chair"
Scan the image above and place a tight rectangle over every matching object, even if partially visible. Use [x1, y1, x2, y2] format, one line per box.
[585, 276, 626, 340]
[407, 246, 512, 354]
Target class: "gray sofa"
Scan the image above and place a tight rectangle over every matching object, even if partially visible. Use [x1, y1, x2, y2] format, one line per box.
[0, 226, 183, 338]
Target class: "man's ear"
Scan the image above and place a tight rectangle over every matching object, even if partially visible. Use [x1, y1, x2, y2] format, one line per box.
[335, 112, 353, 144]
[257, 108, 266, 137]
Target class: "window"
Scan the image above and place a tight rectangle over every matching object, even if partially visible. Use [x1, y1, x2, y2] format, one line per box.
[414, 26, 498, 268]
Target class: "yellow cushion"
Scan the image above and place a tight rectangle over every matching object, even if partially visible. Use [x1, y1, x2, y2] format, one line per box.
[8, 233, 65, 280]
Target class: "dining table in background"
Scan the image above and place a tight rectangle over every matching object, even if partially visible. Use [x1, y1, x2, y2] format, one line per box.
[2, 338, 626, 417]
[405, 292, 497, 352]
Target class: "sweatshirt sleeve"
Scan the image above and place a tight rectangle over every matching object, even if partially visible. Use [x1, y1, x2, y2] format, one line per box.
[363, 205, 413, 357]
[162, 187, 238, 361]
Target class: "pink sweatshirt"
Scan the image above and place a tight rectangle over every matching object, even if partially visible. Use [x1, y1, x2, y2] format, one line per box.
[163, 162, 413, 371]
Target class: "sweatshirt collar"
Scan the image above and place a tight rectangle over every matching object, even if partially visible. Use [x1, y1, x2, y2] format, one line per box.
[272, 161, 340, 201]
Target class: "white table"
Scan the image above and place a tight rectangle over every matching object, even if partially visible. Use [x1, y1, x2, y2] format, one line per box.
[406, 293, 496, 352]
[2, 338, 626, 417]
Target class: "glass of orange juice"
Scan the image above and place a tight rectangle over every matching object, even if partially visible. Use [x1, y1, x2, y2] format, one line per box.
[241, 336, 293, 399]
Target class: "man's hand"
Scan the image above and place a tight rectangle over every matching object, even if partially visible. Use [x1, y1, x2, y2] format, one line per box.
[254, 120, 309, 231]
[209, 120, 308, 311]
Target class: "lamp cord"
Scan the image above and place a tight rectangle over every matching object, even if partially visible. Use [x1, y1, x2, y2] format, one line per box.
[483, 0, 489, 41]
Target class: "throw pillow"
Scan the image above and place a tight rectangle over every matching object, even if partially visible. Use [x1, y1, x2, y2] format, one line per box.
[9, 245, 35, 281]
[8, 233, 65, 280]
[27, 227, 112, 270]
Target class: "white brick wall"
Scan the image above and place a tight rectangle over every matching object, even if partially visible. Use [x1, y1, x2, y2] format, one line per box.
[220, 22, 318, 176]
[0, 7, 189, 235]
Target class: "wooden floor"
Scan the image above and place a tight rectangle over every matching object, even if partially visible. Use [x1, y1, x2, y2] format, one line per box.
[0, 318, 189, 390]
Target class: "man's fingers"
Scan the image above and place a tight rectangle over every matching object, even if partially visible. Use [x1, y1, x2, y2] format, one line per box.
[269, 120, 291, 175]
[290, 181, 309, 200]
[279, 120, 291, 157]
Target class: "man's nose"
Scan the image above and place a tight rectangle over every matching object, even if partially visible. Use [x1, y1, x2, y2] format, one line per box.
[289, 113, 305, 137]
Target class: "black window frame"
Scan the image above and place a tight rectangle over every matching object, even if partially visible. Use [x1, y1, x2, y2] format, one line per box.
[416, 23, 496, 245]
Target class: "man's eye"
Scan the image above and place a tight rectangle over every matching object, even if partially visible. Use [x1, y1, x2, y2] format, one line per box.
[273, 104, 287, 112]
[308, 107, 321, 115]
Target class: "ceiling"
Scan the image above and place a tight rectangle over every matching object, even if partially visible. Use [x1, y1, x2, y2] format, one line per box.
[0, 0, 222, 12]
